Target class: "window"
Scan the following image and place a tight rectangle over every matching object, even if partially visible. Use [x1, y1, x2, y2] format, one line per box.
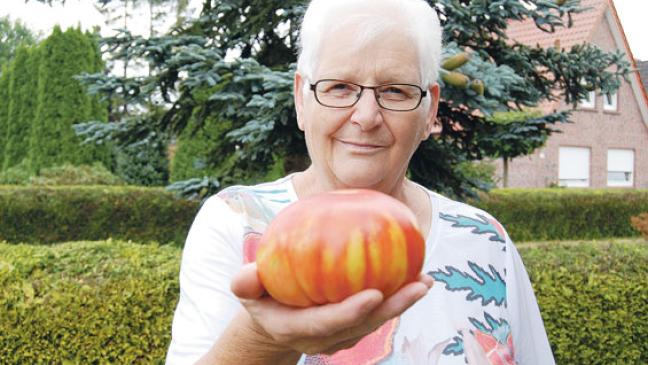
[607, 149, 634, 187]
[604, 92, 618, 112]
[579, 90, 596, 109]
[559, 147, 590, 187]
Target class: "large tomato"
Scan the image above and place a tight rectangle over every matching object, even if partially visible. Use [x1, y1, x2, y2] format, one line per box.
[256, 189, 425, 307]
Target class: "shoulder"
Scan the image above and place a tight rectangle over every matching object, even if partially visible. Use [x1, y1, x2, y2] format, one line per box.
[214, 175, 296, 214]
[425, 189, 509, 246]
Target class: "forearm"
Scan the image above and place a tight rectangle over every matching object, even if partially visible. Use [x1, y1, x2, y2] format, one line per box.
[196, 310, 302, 365]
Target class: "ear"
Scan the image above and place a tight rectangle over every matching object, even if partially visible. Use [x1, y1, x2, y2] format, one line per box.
[294, 72, 306, 131]
[422, 83, 441, 140]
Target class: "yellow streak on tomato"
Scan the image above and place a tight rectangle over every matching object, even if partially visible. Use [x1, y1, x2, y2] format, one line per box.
[367, 224, 383, 288]
[345, 229, 366, 294]
[386, 217, 408, 296]
[322, 246, 338, 301]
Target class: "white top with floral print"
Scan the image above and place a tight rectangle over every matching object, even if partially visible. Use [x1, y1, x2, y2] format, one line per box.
[166, 175, 555, 365]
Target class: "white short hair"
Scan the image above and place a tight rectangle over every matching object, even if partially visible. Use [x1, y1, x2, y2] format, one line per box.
[297, 0, 442, 88]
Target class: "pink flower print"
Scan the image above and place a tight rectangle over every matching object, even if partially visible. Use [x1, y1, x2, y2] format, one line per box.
[243, 231, 262, 263]
[305, 318, 399, 365]
[472, 331, 515, 365]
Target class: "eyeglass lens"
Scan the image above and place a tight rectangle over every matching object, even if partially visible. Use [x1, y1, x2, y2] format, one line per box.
[314, 80, 423, 111]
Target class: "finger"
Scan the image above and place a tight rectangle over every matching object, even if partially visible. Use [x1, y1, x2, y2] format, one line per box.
[239, 288, 382, 341]
[418, 273, 434, 288]
[301, 289, 384, 337]
[231, 263, 266, 300]
[314, 281, 429, 349]
[368, 280, 429, 324]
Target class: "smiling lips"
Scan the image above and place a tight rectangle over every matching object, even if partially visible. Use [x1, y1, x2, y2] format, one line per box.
[338, 139, 387, 152]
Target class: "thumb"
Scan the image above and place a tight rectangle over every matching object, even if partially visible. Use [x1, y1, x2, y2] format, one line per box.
[231, 263, 266, 300]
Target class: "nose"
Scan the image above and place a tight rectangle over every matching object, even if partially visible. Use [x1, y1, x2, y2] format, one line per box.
[350, 89, 384, 130]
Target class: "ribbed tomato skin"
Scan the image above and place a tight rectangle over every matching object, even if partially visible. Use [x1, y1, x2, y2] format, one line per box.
[256, 189, 425, 307]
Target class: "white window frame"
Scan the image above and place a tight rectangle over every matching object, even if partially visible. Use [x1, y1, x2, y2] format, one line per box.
[559, 147, 591, 187]
[603, 92, 618, 112]
[579, 90, 596, 109]
[607, 149, 634, 187]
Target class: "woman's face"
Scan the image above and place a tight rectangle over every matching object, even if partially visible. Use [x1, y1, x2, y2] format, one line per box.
[294, 28, 439, 191]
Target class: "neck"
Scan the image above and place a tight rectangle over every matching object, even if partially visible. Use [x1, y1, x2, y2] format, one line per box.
[293, 165, 410, 205]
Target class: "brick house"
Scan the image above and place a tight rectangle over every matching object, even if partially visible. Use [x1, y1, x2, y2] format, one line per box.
[494, 0, 648, 188]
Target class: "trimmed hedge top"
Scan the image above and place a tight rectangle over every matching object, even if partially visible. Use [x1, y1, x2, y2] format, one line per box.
[0, 185, 199, 245]
[0, 239, 646, 363]
[519, 240, 648, 364]
[473, 188, 648, 241]
[0, 240, 181, 363]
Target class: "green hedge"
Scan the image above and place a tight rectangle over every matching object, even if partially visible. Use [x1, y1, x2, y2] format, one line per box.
[472, 188, 648, 241]
[520, 240, 648, 364]
[0, 185, 199, 244]
[0, 239, 645, 363]
[0, 241, 181, 364]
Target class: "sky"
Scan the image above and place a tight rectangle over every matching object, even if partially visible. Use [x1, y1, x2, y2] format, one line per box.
[0, 0, 202, 38]
[1, 0, 647, 60]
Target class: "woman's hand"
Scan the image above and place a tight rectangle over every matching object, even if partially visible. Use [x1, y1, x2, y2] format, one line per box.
[231, 262, 434, 357]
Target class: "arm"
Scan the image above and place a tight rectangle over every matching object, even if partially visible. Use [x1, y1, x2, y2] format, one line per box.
[196, 263, 434, 365]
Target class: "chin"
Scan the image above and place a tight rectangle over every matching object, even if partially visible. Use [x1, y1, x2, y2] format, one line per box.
[333, 170, 386, 190]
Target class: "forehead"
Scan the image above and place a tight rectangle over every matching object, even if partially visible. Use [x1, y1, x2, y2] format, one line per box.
[314, 25, 422, 84]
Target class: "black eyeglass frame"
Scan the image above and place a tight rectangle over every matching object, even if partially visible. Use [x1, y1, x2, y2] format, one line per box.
[309, 79, 428, 112]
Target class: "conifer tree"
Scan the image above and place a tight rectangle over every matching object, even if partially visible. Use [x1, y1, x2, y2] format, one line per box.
[0, 66, 10, 163]
[170, 115, 229, 182]
[4, 45, 39, 170]
[71, 0, 630, 197]
[29, 27, 110, 172]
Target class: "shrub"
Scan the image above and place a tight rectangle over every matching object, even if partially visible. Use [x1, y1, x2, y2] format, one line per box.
[520, 240, 648, 364]
[114, 137, 169, 187]
[0, 240, 180, 364]
[0, 240, 645, 363]
[630, 212, 648, 240]
[169, 116, 228, 182]
[30, 162, 125, 186]
[456, 160, 497, 189]
[0, 159, 31, 185]
[0, 162, 125, 186]
[472, 189, 648, 241]
[0, 185, 199, 244]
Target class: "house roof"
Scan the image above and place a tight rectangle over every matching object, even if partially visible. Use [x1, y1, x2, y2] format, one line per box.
[505, 0, 648, 125]
[506, 0, 608, 49]
[637, 60, 648, 93]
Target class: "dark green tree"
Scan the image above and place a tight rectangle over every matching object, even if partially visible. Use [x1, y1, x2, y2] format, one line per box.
[0, 16, 38, 71]
[29, 26, 110, 173]
[71, 0, 629, 198]
[0, 66, 10, 161]
[4, 45, 41, 170]
[170, 114, 231, 182]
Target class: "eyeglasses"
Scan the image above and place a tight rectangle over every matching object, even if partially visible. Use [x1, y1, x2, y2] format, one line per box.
[309, 79, 427, 112]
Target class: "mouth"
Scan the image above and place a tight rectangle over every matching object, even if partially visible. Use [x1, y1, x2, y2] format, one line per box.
[337, 139, 386, 152]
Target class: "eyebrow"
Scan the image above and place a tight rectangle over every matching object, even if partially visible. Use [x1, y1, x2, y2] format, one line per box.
[316, 75, 421, 85]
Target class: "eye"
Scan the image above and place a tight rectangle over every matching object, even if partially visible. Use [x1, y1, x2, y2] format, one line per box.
[319, 81, 358, 97]
[380, 85, 416, 101]
[331, 83, 351, 90]
[383, 86, 405, 94]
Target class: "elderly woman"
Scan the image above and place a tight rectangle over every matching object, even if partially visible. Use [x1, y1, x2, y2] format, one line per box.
[166, 0, 555, 364]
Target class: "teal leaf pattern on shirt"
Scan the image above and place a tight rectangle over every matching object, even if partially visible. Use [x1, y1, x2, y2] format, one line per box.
[439, 212, 506, 246]
[442, 336, 464, 356]
[469, 312, 511, 345]
[428, 261, 506, 307]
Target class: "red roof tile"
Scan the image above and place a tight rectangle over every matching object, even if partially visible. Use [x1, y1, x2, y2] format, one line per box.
[506, 0, 608, 48]
[505, 0, 648, 112]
